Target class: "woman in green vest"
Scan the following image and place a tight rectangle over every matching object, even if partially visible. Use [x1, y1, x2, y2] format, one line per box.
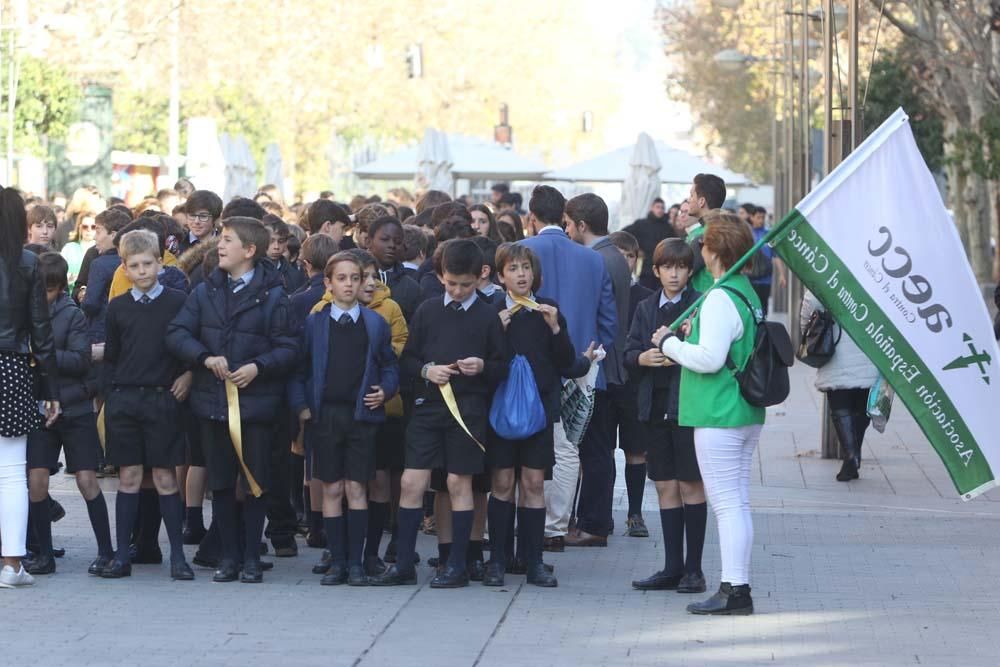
[652, 210, 764, 616]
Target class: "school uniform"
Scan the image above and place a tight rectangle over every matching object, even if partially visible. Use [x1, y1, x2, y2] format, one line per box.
[624, 287, 702, 483]
[272, 256, 307, 295]
[377, 263, 422, 321]
[166, 261, 297, 581]
[80, 247, 119, 343]
[102, 283, 193, 579]
[611, 281, 654, 456]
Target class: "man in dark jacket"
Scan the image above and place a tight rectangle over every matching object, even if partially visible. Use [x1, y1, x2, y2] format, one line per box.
[623, 198, 677, 291]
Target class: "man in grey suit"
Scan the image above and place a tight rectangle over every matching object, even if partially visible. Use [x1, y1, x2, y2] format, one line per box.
[563, 193, 631, 547]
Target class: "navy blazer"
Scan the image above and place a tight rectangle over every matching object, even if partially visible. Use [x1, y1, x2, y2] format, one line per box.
[289, 273, 326, 335]
[519, 227, 617, 389]
[288, 305, 399, 424]
[166, 262, 298, 423]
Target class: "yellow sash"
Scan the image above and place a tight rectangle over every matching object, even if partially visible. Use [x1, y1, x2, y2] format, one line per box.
[507, 293, 540, 314]
[96, 405, 106, 451]
[439, 381, 485, 452]
[226, 380, 263, 497]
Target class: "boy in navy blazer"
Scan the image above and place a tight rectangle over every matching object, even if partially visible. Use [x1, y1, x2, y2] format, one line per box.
[289, 252, 399, 586]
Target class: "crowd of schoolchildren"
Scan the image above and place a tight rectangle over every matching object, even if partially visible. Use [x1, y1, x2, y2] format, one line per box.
[2, 175, 771, 614]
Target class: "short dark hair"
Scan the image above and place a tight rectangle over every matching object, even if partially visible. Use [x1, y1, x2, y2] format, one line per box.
[368, 215, 402, 239]
[398, 205, 415, 221]
[653, 197, 665, 205]
[109, 204, 134, 221]
[95, 208, 132, 235]
[324, 250, 363, 279]
[221, 197, 266, 221]
[430, 202, 471, 228]
[299, 234, 340, 271]
[437, 238, 483, 277]
[115, 218, 167, 254]
[222, 217, 270, 261]
[347, 248, 378, 271]
[262, 214, 289, 240]
[608, 230, 639, 255]
[499, 192, 518, 207]
[528, 185, 566, 226]
[401, 224, 428, 261]
[653, 238, 694, 269]
[693, 174, 727, 210]
[307, 199, 352, 236]
[435, 218, 475, 243]
[491, 183, 510, 195]
[319, 190, 335, 200]
[38, 251, 69, 291]
[565, 193, 609, 236]
[184, 190, 223, 219]
[471, 235, 498, 278]
[495, 242, 542, 292]
[416, 190, 452, 214]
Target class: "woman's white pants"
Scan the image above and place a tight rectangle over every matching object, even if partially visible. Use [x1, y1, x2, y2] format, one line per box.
[0, 435, 28, 558]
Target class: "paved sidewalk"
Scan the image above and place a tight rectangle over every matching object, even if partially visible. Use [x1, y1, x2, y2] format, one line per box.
[16, 362, 1000, 666]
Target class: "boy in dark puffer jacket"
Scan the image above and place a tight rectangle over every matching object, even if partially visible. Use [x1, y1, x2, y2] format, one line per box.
[167, 217, 297, 584]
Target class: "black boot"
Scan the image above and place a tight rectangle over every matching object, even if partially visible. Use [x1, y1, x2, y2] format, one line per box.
[686, 582, 753, 615]
[832, 414, 861, 482]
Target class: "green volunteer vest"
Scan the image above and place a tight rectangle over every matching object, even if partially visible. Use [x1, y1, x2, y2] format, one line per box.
[678, 274, 766, 428]
[686, 224, 714, 294]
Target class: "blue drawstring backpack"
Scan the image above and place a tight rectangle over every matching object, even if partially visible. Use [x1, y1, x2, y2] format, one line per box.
[490, 354, 546, 440]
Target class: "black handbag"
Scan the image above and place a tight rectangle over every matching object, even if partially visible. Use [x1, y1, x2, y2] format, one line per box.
[796, 308, 842, 368]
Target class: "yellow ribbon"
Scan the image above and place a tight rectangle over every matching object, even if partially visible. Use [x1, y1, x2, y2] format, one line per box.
[96, 405, 106, 452]
[226, 379, 263, 497]
[439, 381, 485, 452]
[507, 293, 540, 314]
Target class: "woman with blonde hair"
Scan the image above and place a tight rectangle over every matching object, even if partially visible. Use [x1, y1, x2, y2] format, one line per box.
[60, 208, 99, 290]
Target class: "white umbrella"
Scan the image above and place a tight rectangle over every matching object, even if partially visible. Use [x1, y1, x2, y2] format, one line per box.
[415, 128, 454, 193]
[220, 133, 240, 202]
[264, 143, 283, 195]
[618, 132, 662, 229]
[185, 117, 225, 195]
[354, 134, 547, 181]
[238, 137, 257, 197]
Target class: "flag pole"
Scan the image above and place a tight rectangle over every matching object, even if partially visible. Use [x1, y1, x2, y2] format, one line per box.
[667, 210, 805, 331]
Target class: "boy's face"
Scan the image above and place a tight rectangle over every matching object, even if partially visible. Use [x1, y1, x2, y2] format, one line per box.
[45, 286, 62, 305]
[79, 216, 97, 243]
[217, 227, 256, 274]
[324, 260, 361, 307]
[616, 246, 638, 275]
[439, 271, 478, 304]
[29, 219, 56, 247]
[267, 231, 288, 261]
[358, 265, 378, 304]
[188, 210, 215, 239]
[94, 223, 115, 252]
[123, 251, 163, 293]
[499, 257, 534, 297]
[654, 262, 691, 297]
[320, 220, 345, 243]
[369, 224, 402, 267]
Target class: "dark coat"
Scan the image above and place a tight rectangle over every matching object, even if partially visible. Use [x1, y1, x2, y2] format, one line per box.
[377, 264, 422, 321]
[624, 287, 700, 422]
[289, 273, 326, 335]
[166, 262, 298, 423]
[273, 257, 307, 294]
[48, 293, 95, 417]
[81, 249, 119, 343]
[288, 306, 399, 424]
[592, 236, 632, 387]
[0, 250, 56, 398]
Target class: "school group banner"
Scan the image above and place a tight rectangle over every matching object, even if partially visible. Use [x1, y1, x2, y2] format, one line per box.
[770, 108, 1000, 500]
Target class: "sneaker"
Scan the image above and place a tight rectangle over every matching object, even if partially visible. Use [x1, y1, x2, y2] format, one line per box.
[0, 565, 35, 588]
[625, 515, 649, 538]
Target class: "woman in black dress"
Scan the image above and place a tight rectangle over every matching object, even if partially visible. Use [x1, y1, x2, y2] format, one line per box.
[0, 187, 59, 588]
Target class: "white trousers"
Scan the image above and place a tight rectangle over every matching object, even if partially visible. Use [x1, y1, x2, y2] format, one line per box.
[694, 425, 762, 586]
[544, 421, 579, 537]
[0, 435, 27, 558]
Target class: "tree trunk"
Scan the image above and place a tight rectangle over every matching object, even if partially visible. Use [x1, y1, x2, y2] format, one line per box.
[962, 172, 993, 283]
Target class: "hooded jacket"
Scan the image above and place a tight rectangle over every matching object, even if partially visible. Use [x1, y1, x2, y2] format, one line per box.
[48, 292, 95, 417]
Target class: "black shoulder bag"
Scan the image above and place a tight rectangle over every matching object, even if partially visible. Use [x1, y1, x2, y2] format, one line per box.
[721, 286, 793, 408]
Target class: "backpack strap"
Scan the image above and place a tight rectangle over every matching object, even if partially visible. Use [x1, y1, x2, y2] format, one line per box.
[719, 285, 759, 372]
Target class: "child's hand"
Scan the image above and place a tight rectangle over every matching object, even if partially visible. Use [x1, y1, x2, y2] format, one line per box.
[582, 341, 598, 362]
[498, 309, 513, 330]
[537, 304, 560, 334]
[364, 385, 386, 409]
[299, 408, 312, 422]
[91, 343, 104, 363]
[44, 401, 60, 428]
[426, 364, 459, 386]
[456, 357, 484, 376]
[228, 363, 259, 389]
[204, 356, 229, 381]
[651, 326, 676, 348]
[638, 349, 667, 367]
[171, 371, 193, 402]
[680, 318, 693, 338]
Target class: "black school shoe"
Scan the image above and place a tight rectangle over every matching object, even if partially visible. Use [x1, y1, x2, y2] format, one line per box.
[321, 564, 348, 586]
[686, 583, 753, 615]
[305, 530, 327, 549]
[88, 555, 111, 576]
[347, 564, 368, 586]
[677, 571, 707, 594]
[364, 556, 387, 577]
[182, 525, 207, 545]
[171, 560, 195, 581]
[272, 540, 298, 557]
[526, 562, 558, 588]
[241, 560, 264, 583]
[24, 554, 56, 575]
[131, 544, 163, 565]
[212, 560, 240, 583]
[482, 561, 505, 587]
[312, 550, 333, 575]
[430, 565, 469, 589]
[468, 560, 485, 582]
[100, 559, 132, 579]
[632, 570, 682, 591]
[368, 564, 417, 586]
